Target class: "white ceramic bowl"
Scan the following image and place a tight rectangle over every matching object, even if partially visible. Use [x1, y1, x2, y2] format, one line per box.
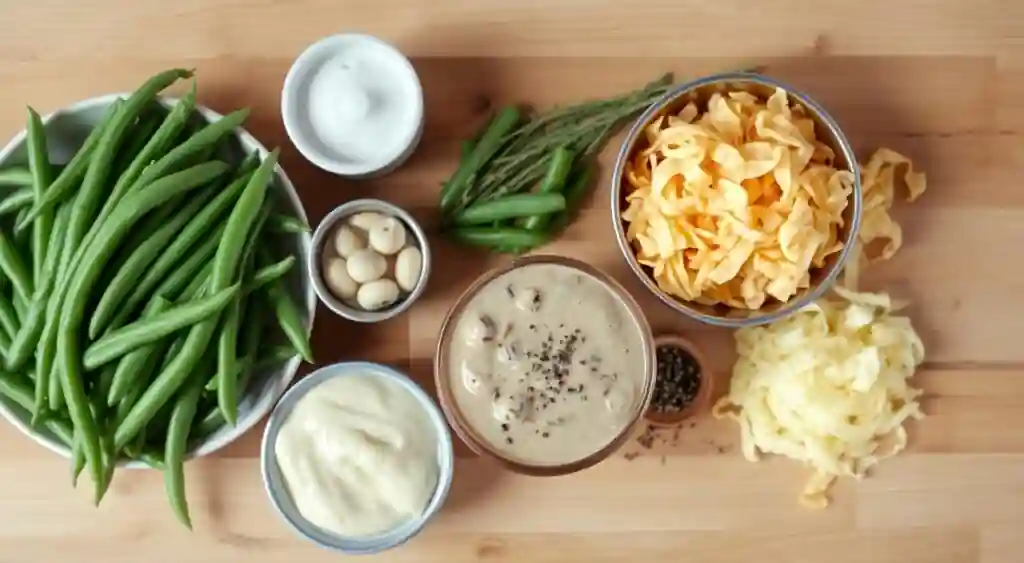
[0, 94, 316, 467]
[261, 361, 454, 554]
[281, 33, 424, 178]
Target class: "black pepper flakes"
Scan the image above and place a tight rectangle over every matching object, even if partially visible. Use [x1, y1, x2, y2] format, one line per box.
[652, 344, 701, 414]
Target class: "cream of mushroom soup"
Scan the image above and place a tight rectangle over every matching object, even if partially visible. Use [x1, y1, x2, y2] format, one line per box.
[446, 263, 647, 466]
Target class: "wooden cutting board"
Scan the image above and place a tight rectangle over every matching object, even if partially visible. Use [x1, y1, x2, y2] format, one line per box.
[1, 0, 1021, 562]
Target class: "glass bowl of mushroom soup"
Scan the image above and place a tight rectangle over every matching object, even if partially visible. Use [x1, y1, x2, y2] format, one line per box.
[433, 255, 656, 476]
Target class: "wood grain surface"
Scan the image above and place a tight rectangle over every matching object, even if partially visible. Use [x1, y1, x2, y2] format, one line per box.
[1, 0, 1022, 561]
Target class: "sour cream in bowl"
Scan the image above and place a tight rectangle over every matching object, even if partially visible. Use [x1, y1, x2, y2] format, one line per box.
[261, 362, 453, 554]
[434, 255, 656, 476]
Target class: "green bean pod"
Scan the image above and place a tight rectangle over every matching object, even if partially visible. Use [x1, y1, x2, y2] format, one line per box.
[0, 295, 18, 341]
[26, 107, 54, 284]
[106, 298, 173, 406]
[57, 161, 228, 493]
[245, 256, 296, 294]
[0, 167, 33, 187]
[519, 146, 574, 231]
[89, 186, 217, 339]
[439, 106, 521, 213]
[17, 100, 123, 229]
[0, 188, 34, 217]
[267, 213, 310, 234]
[111, 169, 252, 329]
[547, 163, 595, 233]
[452, 192, 566, 226]
[85, 284, 240, 370]
[98, 87, 197, 224]
[165, 375, 203, 529]
[0, 231, 33, 302]
[265, 279, 313, 364]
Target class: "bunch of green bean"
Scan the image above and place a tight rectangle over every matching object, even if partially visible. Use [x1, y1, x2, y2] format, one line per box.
[437, 73, 673, 253]
[0, 68, 313, 529]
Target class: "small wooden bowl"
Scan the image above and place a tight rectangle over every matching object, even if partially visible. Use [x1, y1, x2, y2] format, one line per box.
[645, 334, 713, 427]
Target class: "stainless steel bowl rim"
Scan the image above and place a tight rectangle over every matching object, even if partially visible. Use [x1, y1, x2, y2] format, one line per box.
[0, 93, 316, 467]
[610, 71, 863, 327]
[308, 198, 432, 323]
[260, 361, 455, 554]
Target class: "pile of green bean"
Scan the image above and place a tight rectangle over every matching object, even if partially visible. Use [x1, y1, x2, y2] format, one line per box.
[437, 73, 674, 253]
[0, 68, 313, 528]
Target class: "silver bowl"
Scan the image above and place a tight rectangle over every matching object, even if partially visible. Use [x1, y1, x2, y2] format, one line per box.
[260, 361, 454, 554]
[611, 72, 862, 327]
[0, 93, 316, 466]
[308, 198, 431, 323]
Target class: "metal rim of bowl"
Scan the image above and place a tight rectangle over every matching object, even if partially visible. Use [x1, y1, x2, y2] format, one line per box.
[308, 198, 432, 323]
[0, 93, 316, 468]
[433, 254, 657, 477]
[610, 71, 863, 328]
[260, 361, 455, 555]
[281, 33, 425, 178]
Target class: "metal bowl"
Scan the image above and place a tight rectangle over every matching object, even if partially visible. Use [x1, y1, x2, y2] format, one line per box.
[260, 361, 454, 554]
[0, 94, 315, 467]
[308, 198, 431, 323]
[611, 72, 862, 327]
[433, 254, 656, 476]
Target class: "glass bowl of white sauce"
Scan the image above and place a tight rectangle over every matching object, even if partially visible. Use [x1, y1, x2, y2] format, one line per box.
[260, 362, 454, 554]
[434, 255, 657, 476]
[281, 34, 424, 178]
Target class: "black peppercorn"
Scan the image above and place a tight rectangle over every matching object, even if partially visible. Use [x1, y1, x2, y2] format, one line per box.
[652, 344, 701, 414]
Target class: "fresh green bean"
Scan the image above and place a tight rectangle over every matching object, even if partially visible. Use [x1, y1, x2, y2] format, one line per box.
[131, 108, 249, 195]
[112, 155, 275, 451]
[165, 375, 202, 529]
[450, 226, 551, 249]
[57, 161, 227, 493]
[13, 208, 32, 268]
[0, 231, 32, 302]
[0, 167, 33, 186]
[452, 193, 566, 226]
[65, 70, 193, 263]
[216, 205, 270, 424]
[89, 186, 216, 338]
[0, 188, 34, 217]
[439, 106, 521, 213]
[267, 213, 309, 234]
[85, 284, 240, 370]
[265, 278, 313, 363]
[110, 107, 163, 180]
[548, 163, 595, 233]
[0, 295, 17, 341]
[112, 170, 251, 328]
[135, 451, 165, 470]
[106, 297, 172, 406]
[0, 327, 10, 357]
[26, 108, 54, 285]
[0, 373, 73, 445]
[211, 151, 277, 290]
[246, 256, 296, 294]
[519, 147, 574, 231]
[100, 88, 198, 226]
[26, 206, 71, 420]
[16, 100, 123, 229]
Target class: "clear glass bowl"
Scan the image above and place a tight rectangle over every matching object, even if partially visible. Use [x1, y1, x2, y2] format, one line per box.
[433, 254, 656, 476]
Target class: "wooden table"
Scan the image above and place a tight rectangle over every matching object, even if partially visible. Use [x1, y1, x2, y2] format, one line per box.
[1, 0, 1021, 561]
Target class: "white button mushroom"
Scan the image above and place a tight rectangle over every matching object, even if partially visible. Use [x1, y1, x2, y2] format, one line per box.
[348, 211, 385, 232]
[356, 279, 400, 310]
[323, 257, 358, 300]
[393, 246, 422, 292]
[345, 248, 386, 283]
[461, 360, 491, 396]
[367, 216, 407, 255]
[332, 224, 365, 258]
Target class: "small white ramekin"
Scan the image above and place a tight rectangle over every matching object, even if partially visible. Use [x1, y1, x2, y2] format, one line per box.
[281, 33, 424, 178]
